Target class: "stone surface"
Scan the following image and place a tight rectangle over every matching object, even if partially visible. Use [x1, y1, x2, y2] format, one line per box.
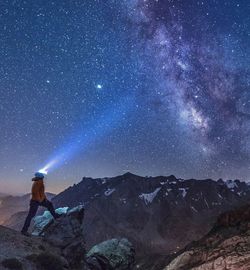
[32, 207, 68, 236]
[0, 205, 136, 270]
[0, 206, 86, 270]
[41, 205, 85, 268]
[165, 205, 250, 270]
[0, 225, 66, 270]
[86, 238, 135, 270]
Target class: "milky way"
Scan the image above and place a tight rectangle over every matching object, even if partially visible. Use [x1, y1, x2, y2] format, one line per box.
[124, 0, 250, 171]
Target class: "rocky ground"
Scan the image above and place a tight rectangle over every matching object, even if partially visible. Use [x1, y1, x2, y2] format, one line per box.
[0, 225, 63, 270]
[0, 206, 135, 270]
[165, 204, 250, 270]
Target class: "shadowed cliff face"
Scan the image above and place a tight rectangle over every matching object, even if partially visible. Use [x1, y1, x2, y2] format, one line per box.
[165, 204, 250, 270]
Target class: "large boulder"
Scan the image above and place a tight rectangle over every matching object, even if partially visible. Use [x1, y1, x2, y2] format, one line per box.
[33, 205, 86, 268]
[32, 207, 69, 236]
[86, 238, 135, 270]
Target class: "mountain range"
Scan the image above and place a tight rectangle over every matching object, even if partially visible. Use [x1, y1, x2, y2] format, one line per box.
[51, 172, 250, 257]
[1, 172, 250, 269]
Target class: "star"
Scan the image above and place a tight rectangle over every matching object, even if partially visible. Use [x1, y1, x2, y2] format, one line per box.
[96, 84, 103, 89]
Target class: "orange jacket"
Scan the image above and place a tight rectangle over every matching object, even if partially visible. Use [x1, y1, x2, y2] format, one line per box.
[31, 179, 46, 202]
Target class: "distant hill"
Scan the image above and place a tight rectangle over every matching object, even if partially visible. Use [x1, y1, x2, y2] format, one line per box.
[0, 193, 9, 199]
[0, 192, 55, 225]
[51, 172, 250, 256]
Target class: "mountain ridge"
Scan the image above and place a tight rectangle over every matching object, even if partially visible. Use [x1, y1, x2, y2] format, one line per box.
[51, 173, 250, 255]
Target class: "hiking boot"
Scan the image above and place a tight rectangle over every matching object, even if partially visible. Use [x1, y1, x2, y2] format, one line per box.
[21, 230, 31, 237]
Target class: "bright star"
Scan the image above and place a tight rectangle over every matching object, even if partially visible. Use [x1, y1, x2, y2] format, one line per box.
[96, 84, 103, 89]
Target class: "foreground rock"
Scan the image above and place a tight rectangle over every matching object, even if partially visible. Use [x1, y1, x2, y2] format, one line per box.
[0, 206, 135, 270]
[86, 238, 135, 270]
[0, 225, 66, 270]
[165, 204, 250, 270]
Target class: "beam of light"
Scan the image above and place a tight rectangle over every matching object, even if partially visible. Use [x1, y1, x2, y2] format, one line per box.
[38, 96, 134, 174]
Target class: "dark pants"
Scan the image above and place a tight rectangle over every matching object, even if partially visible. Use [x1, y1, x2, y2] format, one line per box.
[21, 199, 58, 232]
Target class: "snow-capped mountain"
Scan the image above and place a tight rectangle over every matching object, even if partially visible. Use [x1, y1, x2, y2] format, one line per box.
[52, 173, 250, 256]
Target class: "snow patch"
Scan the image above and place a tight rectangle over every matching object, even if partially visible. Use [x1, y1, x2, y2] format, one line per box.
[120, 198, 127, 204]
[217, 193, 223, 199]
[104, 188, 116, 196]
[179, 188, 189, 198]
[139, 187, 161, 205]
[226, 180, 238, 189]
[191, 206, 198, 213]
[204, 198, 209, 208]
[166, 188, 172, 196]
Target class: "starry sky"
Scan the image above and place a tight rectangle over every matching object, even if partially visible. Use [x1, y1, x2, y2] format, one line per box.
[0, 0, 250, 194]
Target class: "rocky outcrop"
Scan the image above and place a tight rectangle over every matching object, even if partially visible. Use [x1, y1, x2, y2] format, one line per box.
[32, 207, 69, 236]
[29, 206, 86, 268]
[0, 225, 66, 270]
[0, 206, 135, 270]
[165, 204, 250, 270]
[215, 204, 250, 228]
[86, 238, 135, 270]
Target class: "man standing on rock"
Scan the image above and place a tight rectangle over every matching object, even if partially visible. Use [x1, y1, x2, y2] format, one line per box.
[21, 172, 60, 236]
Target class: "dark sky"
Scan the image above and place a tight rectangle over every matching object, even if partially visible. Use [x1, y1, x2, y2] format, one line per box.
[0, 0, 249, 194]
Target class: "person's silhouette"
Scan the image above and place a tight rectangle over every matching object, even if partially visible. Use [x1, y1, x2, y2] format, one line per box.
[21, 172, 59, 236]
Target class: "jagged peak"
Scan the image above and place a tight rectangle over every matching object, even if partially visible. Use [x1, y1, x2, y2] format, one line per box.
[166, 174, 177, 181]
[122, 172, 140, 177]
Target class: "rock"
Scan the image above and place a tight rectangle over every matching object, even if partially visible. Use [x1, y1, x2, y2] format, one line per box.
[1, 205, 135, 270]
[215, 204, 250, 228]
[86, 238, 135, 270]
[38, 205, 85, 268]
[165, 204, 250, 270]
[32, 207, 69, 236]
[0, 225, 65, 270]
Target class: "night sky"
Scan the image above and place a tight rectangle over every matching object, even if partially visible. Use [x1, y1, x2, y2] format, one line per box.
[0, 0, 250, 194]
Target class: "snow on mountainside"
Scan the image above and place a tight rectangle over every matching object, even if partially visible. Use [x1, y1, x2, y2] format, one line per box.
[51, 173, 250, 257]
[139, 187, 161, 205]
